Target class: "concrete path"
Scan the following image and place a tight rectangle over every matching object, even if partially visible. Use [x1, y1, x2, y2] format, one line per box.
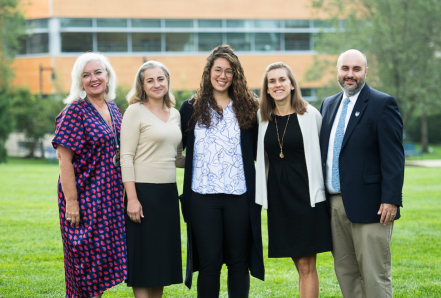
[405, 159, 441, 167]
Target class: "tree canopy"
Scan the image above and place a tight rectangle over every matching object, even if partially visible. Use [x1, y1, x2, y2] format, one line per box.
[0, 0, 26, 162]
[307, 0, 441, 148]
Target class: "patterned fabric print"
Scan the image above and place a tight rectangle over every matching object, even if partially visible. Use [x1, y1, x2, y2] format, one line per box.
[192, 101, 246, 195]
[331, 97, 351, 192]
[52, 100, 127, 298]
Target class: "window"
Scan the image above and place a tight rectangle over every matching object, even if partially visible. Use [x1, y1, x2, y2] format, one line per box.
[198, 20, 222, 28]
[254, 20, 280, 28]
[132, 33, 161, 52]
[285, 20, 310, 28]
[61, 33, 93, 52]
[18, 36, 27, 55]
[132, 19, 161, 28]
[254, 33, 280, 51]
[165, 33, 194, 52]
[165, 19, 193, 28]
[20, 33, 49, 54]
[313, 20, 334, 29]
[60, 18, 93, 28]
[284, 33, 310, 51]
[301, 88, 312, 97]
[97, 18, 127, 28]
[97, 33, 128, 52]
[198, 33, 222, 51]
[26, 19, 48, 29]
[226, 20, 252, 28]
[226, 33, 251, 51]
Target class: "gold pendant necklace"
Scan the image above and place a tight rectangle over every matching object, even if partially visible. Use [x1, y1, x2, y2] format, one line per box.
[275, 114, 290, 159]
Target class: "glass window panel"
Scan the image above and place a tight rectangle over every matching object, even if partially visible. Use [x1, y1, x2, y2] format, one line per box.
[60, 18, 93, 28]
[165, 33, 194, 51]
[285, 20, 310, 28]
[132, 19, 161, 28]
[26, 19, 48, 29]
[284, 33, 310, 50]
[313, 20, 334, 28]
[198, 19, 222, 28]
[97, 18, 127, 28]
[165, 19, 193, 28]
[198, 33, 222, 51]
[254, 33, 281, 51]
[226, 20, 252, 28]
[301, 88, 312, 97]
[18, 36, 27, 55]
[23, 33, 49, 54]
[226, 33, 250, 51]
[254, 20, 280, 28]
[132, 33, 161, 52]
[61, 33, 93, 52]
[97, 33, 128, 52]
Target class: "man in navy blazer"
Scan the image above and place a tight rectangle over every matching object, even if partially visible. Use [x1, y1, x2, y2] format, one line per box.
[319, 49, 404, 298]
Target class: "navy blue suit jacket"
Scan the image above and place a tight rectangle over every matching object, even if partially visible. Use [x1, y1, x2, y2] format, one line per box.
[319, 84, 405, 223]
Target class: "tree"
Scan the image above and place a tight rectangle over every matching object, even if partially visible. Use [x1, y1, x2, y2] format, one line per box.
[11, 88, 64, 158]
[113, 84, 131, 115]
[0, 0, 25, 162]
[307, 0, 441, 152]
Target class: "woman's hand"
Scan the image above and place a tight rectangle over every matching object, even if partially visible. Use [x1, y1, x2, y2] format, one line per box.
[127, 198, 144, 224]
[124, 181, 143, 224]
[66, 199, 80, 227]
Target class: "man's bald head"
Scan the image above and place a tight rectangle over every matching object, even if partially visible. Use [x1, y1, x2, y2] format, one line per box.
[336, 49, 368, 96]
[337, 49, 368, 69]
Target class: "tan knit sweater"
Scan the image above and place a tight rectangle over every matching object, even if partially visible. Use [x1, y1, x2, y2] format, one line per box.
[120, 102, 185, 183]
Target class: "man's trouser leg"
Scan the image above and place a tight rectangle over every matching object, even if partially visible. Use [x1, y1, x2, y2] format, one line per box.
[330, 195, 393, 298]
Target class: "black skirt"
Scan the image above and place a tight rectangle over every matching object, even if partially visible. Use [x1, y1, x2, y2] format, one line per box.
[265, 114, 333, 258]
[125, 183, 183, 287]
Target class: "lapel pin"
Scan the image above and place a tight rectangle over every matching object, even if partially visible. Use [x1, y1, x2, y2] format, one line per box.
[355, 111, 360, 117]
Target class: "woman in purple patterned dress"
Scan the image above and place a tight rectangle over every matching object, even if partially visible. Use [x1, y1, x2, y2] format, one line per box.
[52, 53, 127, 298]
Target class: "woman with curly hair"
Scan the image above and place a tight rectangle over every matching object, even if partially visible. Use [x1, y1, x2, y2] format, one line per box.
[179, 45, 264, 297]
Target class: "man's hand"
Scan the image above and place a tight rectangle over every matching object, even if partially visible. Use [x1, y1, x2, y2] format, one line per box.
[378, 203, 398, 226]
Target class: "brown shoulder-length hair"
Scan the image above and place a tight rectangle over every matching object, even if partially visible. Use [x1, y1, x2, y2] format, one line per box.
[126, 60, 175, 107]
[191, 45, 258, 130]
[259, 62, 308, 122]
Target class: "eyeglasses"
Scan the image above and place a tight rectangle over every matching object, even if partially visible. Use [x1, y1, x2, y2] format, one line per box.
[213, 67, 234, 78]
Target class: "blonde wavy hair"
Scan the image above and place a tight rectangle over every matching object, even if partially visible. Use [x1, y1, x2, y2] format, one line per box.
[126, 60, 175, 107]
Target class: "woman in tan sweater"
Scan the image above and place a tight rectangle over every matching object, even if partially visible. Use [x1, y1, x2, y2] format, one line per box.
[120, 60, 185, 298]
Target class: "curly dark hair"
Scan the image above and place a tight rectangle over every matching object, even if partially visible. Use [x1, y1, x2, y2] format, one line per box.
[191, 45, 259, 130]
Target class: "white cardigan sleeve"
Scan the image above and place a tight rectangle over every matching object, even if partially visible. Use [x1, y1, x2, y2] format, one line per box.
[297, 105, 326, 206]
[255, 111, 270, 209]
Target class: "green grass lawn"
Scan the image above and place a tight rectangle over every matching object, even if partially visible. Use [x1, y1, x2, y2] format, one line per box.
[0, 158, 440, 297]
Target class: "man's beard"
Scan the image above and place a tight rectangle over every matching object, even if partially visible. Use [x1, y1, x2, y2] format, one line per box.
[338, 75, 366, 96]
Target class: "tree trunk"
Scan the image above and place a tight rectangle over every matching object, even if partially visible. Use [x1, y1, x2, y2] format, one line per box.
[40, 139, 45, 158]
[421, 100, 428, 153]
[26, 140, 36, 158]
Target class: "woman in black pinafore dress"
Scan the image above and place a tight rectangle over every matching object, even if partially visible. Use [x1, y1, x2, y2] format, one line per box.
[256, 62, 332, 298]
[265, 114, 332, 258]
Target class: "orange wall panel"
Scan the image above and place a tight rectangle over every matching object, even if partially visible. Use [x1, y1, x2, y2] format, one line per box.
[22, 0, 50, 19]
[11, 57, 53, 94]
[14, 54, 330, 95]
[51, 0, 314, 19]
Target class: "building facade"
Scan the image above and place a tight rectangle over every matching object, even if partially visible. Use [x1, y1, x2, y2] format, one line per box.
[14, 0, 330, 100]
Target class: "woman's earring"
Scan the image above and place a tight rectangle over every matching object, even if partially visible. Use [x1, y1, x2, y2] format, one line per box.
[105, 84, 109, 94]
[80, 88, 87, 99]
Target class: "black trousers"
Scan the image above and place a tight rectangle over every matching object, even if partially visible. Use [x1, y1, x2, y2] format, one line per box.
[191, 192, 251, 298]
